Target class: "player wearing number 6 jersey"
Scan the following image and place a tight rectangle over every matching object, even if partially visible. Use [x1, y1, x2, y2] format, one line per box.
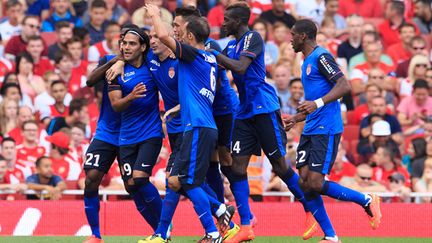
[285, 19, 382, 243]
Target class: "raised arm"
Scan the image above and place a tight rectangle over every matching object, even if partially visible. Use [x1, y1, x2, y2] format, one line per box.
[146, 4, 177, 53]
[87, 55, 122, 87]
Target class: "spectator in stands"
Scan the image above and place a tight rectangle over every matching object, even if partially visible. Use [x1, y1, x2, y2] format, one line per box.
[396, 36, 428, 78]
[46, 131, 81, 181]
[4, 15, 43, 61]
[207, 0, 232, 39]
[54, 50, 86, 96]
[337, 14, 363, 66]
[409, 137, 427, 185]
[26, 0, 51, 20]
[338, 0, 383, 18]
[47, 21, 73, 60]
[319, 17, 341, 57]
[72, 27, 91, 52]
[358, 120, 400, 163]
[102, 0, 130, 26]
[272, 63, 291, 108]
[353, 83, 384, 124]
[413, 0, 432, 34]
[41, 0, 82, 32]
[387, 172, 412, 202]
[397, 79, 432, 127]
[6, 106, 33, 144]
[66, 37, 88, 77]
[272, 22, 289, 47]
[85, 0, 109, 45]
[40, 80, 69, 126]
[132, 0, 172, 30]
[26, 36, 55, 77]
[350, 42, 394, 95]
[360, 96, 402, 141]
[277, 42, 302, 78]
[322, 0, 346, 34]
[34, 72, 72, 113]
[283, 78, 303, 115]
[340, 164, 387, 192]
[329, 144, 356, 183]
[1, 138, 27, 183]
[259, 0, 296, 28]
[0, 0, 24, 43]
[87, 21, 121, 64]
[26, 156, 66, 200]
[0, 157, 27, 198]
[414, 158, 432, 203]
[15, 52, 45, 100]
[399, 55, 431, 97]
[378, 0, 415, 48]
[386, 23, 416, 66]
[372, 145, 410, 186]
[0, 98, 18, 135]
[359, 69, 396, 108]
[70, 123, 88, 161]
[252, 18, 278, 71]
[46, 98, 89, 136]
[348, 31, 393, 74]
[16, 120, 46, 173]
[295, 0, 325, 22]
[0, 82, 34, 111]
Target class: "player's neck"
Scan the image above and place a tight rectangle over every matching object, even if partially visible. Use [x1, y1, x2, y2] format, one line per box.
[235, 26, 249, 41]
[158, 50, 172, 61]
[302, 41, 317, 57]
[128, 56, 144, 68]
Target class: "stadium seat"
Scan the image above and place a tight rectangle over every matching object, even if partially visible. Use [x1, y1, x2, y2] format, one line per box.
[346, 111, 356, 125]
[342, 125, 360, 142]
[41, 32, 58, 47]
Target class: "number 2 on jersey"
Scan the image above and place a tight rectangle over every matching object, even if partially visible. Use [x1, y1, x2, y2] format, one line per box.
[85, 153, 100, 167]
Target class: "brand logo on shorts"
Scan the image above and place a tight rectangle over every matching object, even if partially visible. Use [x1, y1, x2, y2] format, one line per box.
[311, 163, 322, 167]
[306, 64, 312, 75]
[168, 67, 175, 78]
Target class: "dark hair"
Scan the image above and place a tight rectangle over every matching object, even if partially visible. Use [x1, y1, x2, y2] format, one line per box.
[289, 78, 302, 87]
[66, 36, 83, 47]
[106, 20, 120, 31]
[54, 50, 72, 64]
[1, 137, 16, 145]
[123, 28, 150, 55]
[411, 137, 427, 160]
[121, 23, 140, 37]
[399, 22, 416, 33]
[35, 156, 50, 168]
[226, 2, 251, 25]
[3, 72, 17, 83]
[55, 21, 71, 32]
[368, 113, 384, 123]
[293, 19, 318, 40]
[21, 15, 39, 25]
[363, 31, 381, 42]
[22, 120, 38, 130]
[0, 82, 22, 98]
[175, 6, 202, 18]
[378, 145, 397, 163]
[73, 27, 89, 41]
[15, 52, 34, 74]
[413, 79, 429, 90]
[252, 18, 269, 41]
[50, 80, 67, 89]
[72, 122, 86, 133]
[69, 98, 88, 116]
[6, 0, 22, 10]
[91, 0, 107, 9]
[185, 17, 210, 44]
[390, 0, 405, 16]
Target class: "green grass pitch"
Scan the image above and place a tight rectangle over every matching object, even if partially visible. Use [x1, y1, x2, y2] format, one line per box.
[0, 236, 430, 243]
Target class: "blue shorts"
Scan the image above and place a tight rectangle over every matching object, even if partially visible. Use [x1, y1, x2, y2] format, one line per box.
[215, 113, 234, 149]
[119, 137, 162, 181]
[230, 111, 287, 160]
[84, 139, 119, 173]
[167, 132, 183, 173]
[171, 127, 217, 189]
[296, 134, 342, 174]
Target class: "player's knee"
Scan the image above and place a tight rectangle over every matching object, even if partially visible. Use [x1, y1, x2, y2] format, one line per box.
[298, 177, 309, 191]
[309, 179, 324, 193]
[168, 176, 181, 192]
[84, 170, 103, 190]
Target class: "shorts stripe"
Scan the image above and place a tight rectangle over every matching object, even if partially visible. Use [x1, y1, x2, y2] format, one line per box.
[322, 134, 334, 174]
[270, 112, 286, 156]
[187, 128, 200, 184]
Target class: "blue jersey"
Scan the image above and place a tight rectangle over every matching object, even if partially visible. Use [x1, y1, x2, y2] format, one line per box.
[224, 31, 279, 119]
[175, 40, 217, 131]
[93, 55, 121, 146]
[301, 46, 344, 135]
[205, 38, 239, 116]
[147, 50, 183, 134]
[108, 62, 164, 145]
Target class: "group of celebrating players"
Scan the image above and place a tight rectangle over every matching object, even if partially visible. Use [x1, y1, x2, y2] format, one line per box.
[81, 2, 382, 243]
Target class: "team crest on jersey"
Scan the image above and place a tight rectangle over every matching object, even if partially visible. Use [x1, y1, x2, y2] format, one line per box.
[168, 67, 175, 79]
[306, 64, 312, 75]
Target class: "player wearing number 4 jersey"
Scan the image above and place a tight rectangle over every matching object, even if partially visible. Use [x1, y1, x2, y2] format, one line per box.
[285, 19, 382, 243]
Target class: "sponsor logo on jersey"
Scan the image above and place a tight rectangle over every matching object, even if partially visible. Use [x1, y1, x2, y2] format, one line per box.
[199, 88, 215, 102]
[150, 59, 160, 67]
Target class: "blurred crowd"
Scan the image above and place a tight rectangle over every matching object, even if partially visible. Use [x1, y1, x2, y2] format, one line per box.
[0, 0, 431, 203]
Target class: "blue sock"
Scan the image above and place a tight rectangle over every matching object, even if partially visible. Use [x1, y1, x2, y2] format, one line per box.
[201, 183, 223, 214]
[230, 179, 251, 225]
[129, 187, 159, 231]
[136, 179, 163, 227]
[206, 161, 225, 202]
[84, 192, 101, 239]
[155, 187, 180, 239]
[305, 191, 336, 237]
[322, 181, 370, 206]
[186, 187, 218, 234]
[281, 169, 308, 212]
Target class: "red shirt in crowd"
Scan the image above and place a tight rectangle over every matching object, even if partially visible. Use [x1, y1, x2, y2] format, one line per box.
[72, 60, 89, 77]
[33, 57, 55, 77]
[49, 105, 69, 118]
[386, 43, 411, 65]
[0, 57, 14, 82]
[5, 166, 26, 184]
[378, 20, 419, 48]
[16, 145, 46, 172]
[350, 61, 395, 84]
[353, 104, 393, 125]
[338, 0, 383, 18]
[66, 72, 86, 96]
[5, 35, 48, 58]
[372, 166, 411, 188]
[329, 162, 357, 183]
[51, 152, 82, 181]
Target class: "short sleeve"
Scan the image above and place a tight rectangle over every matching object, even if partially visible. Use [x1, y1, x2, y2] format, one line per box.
[39, 105, 52, 120]
[175, 40, 198, 63]
[51, 175, 64, 186]
[206, 39, 222, 52]
[26, 175, 39, 184]
[98, 55, 108, 67]
[317, 53, 344, 83]
[240, 31, 263, 59]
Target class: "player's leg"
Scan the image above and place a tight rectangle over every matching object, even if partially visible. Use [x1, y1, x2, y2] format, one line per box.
[307, 134, 381, 230]
[179, 128, 222, 241]
[82, 139, 117, 241]
[132, 138, 163, 230]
